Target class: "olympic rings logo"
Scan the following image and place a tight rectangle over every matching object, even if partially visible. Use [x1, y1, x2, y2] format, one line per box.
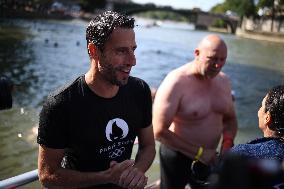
[109, 147, 125, 159]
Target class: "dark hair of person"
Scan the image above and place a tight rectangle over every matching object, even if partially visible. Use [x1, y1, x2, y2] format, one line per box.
[264, 85, 284, 138]
[86, 11, 135, 53]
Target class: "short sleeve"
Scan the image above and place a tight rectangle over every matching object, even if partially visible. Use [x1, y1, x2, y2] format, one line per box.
[139, 80, 152, 128]
[37, 95, 69, 149]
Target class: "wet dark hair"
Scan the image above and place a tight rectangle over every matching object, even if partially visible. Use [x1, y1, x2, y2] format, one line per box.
[86, 11, 135, 52]
[264, 85, 284, 137]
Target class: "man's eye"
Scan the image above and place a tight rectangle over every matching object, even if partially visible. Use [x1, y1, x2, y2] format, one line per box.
[117, 49, 127, 54]
[209, 57, 217, 62]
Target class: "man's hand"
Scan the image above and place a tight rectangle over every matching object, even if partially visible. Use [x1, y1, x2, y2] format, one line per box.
[221, 134, 234, 155]
[200, 148, 218, 165]
[108, 160, 134, 185]
[119, 166, 148, 189]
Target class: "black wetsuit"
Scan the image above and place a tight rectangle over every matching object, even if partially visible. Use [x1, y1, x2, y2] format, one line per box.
[38, 75, 152, 189]
[159, 144, 211, 189]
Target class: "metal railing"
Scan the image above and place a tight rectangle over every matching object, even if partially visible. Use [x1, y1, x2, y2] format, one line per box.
[0, 141, 159, 189]
[0, 169, 38, 189]
[0, 169, 159, 189]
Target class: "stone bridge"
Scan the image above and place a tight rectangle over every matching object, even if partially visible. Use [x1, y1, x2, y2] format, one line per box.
[111, 2, 239, 34]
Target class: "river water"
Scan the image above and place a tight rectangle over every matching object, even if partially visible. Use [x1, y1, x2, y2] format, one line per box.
[0, 18, 284, 188]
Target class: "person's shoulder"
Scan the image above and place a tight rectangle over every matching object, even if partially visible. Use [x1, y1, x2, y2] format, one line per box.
[215, 71, 232, 87]
[49, 76, 83, 97]
[127, 76, 150, 92]
[230, 143, 249, 152]
[231, 138, 268, 154]
[46, 76, 83, 104]
[264, 138, 284, 149]
[128, 76, 149, 87]
[156, 64, 189, 94]
[218, 71, 231, 81]
[164, 63, 190, 83]
[229, 143, 259, 158]
[171, 63, 190, 75]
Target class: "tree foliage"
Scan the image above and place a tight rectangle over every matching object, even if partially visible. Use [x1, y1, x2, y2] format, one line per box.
[211, 3, 229, 14]
[225, 0, 256, 17]
[1, 0, 53, 13]
[256, 0, 284, 15]
[258, 0, 274, 8]
[210, 0, 256, 17]
[257, 0, 284, 8]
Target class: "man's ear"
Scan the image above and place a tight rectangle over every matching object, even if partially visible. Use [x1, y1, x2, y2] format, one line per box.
[265, 111, 272, 126]
[194, 49, 200, 57]
[88, 43, 98, 59]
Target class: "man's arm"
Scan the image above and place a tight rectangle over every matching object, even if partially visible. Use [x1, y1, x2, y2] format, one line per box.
[119, 125, 156, 189]
[134, 125, 156, 172]
[221, 104, 238, 155]
[220, 78, 238, 155]
[38, 145, 134, 189]
[117, 79, 157, 189]
[152, 73, 216, 164]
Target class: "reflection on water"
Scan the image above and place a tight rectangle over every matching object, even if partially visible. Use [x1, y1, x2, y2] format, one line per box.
[222, 63, 284, 147]
[0, 21, 37, 108]
[0, 19, 89, 108]
[0, 108, 38, 177]
[0, 18, 284, 186]
[227, 36, 284, 71]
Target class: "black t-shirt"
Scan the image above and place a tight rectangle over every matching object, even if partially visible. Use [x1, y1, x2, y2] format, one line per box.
[37, 75, 152, 188]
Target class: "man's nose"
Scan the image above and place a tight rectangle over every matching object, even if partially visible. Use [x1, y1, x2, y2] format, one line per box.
[214, 63, 221, 68]
[128, 52, 136, 66]
[214, 59, 224, 68]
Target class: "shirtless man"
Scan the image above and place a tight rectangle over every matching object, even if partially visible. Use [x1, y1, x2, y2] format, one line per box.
[153, 34, 238, 189]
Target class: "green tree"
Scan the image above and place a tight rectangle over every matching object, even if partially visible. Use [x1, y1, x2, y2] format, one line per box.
[210, 3, 229, 14]
[256, 0, 284, 32]
[210, 0, 256, 17]
[224, 0, 256, 17]
[1, 0, 53, 14]
[257, 0, 284, 8]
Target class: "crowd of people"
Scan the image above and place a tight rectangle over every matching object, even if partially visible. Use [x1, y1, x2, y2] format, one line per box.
[0, 10, 279, 189]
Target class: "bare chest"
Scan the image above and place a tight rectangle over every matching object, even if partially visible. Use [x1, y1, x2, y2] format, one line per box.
[176, 85, 231, 120]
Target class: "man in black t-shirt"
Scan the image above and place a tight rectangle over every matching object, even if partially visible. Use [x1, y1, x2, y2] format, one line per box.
[37, 11, 156, 189]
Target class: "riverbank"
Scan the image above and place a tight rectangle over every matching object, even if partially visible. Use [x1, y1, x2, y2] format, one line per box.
[236, 28, 284, 43]
[1, 9, 101, 23]
[1, 9, 74, 20]
[208, 27, 228, 34]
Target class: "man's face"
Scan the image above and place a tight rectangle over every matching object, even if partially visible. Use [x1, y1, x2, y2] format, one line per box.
[196, 43, 227, 79]
[97, 27, 137, 86]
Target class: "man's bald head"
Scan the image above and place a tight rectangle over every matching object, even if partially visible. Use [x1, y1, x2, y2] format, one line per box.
[194, 35, 228, 79]
[197, 34, 227, 52]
